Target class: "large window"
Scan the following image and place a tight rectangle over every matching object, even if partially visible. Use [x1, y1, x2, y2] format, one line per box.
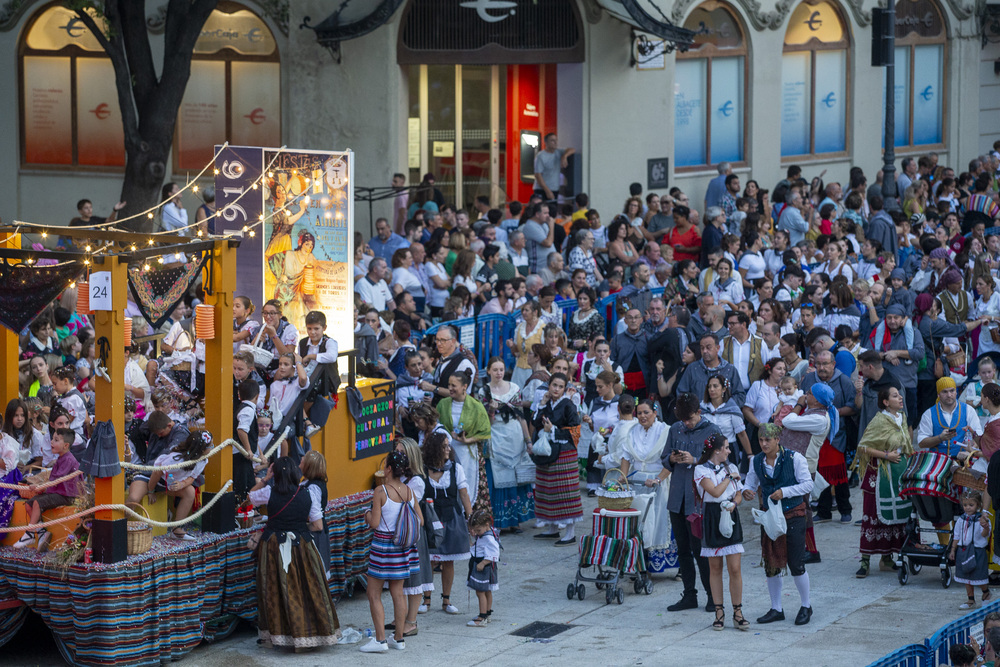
[883, 0, 946, 148]
[19, 2, 280, 171]
[675, 2, 747, 168]
[781, 1, 850, 158]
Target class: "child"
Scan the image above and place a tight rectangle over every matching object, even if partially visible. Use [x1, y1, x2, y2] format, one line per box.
[151, 387, 187, 426]
[12, 427, 79, 552]
[4, 399, 33, 468]
[232, 295, 260, 355]
[149, 430, 212, 541]
[35, 406, 82, 467]
[796, 303, 817, 337]
[51, 365, 88, 442]
[232, 351, 266, 411]
[466, 509, 500, 627]
[962, 357, 997, 418]
[268, 352, 308, 457]
[255, 409, 274, 474]
[233, 378, 259, 495]
[773, 376, 803, 427]
[300, 450, 330, 577]
[298, 311, 340, 436]
[950, 490, 992, 609]
[26, 316, 59, 358]
[126, 411, 191, 506]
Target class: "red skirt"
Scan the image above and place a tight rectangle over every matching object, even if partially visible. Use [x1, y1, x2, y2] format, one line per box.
[623, 371, 646, 395]
[817, 442, 848, 486]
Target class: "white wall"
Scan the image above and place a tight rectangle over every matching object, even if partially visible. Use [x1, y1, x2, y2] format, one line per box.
[980, 38, 1000, 152]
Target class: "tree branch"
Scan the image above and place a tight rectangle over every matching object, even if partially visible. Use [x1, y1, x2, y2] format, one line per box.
[159, 0, 218, 107]
[72, 6, 139, 147]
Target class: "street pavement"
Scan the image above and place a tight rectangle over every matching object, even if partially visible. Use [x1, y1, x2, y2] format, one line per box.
[8, 485, 979, 666]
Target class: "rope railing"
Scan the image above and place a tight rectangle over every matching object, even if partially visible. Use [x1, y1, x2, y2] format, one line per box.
[0, 470, 82, 491]
[120, 425, 291, 472]
[0, 480, 234, 533]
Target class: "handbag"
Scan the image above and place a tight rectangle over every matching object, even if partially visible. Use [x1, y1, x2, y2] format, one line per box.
[240, 327, 274, 367]
[876, 458, 913, 525]
[955, 516, 987, 581]
[421, 499, 446, 549]
[392, 487, 420, 549]
[529, 431, 561, 466]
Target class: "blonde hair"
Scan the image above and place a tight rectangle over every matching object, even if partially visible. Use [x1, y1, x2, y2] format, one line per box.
[397, 437, 424, 477]
[300, 450, 327, 482]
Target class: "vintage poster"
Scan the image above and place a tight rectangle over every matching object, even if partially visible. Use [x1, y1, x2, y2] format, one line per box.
[215, 146, 354, 348]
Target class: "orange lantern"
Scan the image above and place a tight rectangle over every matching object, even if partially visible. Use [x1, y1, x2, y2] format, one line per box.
[76, 281, 90, 315]
[302, 265, 316, 295]
[194, 304, 216, 340]
[123, 317, 133, 348]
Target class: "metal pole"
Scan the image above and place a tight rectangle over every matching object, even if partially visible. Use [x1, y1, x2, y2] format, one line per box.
[881, 5, 899, 211]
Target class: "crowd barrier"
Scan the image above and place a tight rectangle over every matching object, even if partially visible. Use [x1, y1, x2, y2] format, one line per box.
[413, 288, 668, 374]
[867, 598, 1000, 667]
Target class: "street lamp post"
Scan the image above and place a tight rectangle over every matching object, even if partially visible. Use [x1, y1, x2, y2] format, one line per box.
[878, 5, 899, 211]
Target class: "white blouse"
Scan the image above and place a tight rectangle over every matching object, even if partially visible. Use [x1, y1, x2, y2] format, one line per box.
[694, 462, 742, 503]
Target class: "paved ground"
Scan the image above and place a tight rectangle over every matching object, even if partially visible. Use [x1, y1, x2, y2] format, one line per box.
[7, 485, 980, 666]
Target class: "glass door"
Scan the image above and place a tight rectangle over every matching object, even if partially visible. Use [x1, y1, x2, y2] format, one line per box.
[461, 65, 491, 211]
[426, 65, 456, 206]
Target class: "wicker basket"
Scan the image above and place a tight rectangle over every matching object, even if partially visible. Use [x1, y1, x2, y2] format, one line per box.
[125, 502, 153, 555]
[596, 468, 634, 510]
[18, 467, 50, 499]
[952, 467, 986, 492]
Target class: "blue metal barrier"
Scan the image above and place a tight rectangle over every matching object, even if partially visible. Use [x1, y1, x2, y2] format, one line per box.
[926, 598, 1000, 665]
[866, 643, 928, 667]
[476, 313, 515, 372]
[558, 299, 578, 336]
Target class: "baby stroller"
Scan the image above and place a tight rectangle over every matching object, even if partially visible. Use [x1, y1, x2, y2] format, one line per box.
[896, 451, 960, 588]
[568, 503, 655, 605]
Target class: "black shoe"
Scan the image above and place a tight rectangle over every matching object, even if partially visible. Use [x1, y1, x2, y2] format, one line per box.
[803, 552, 821, 564]
[554, 537, 577, 547]
[794, 606, 813, 625]
[705, 598, 716, 613]
[756, 609, 785, 624]
[534, 532, 560, 539]
[814, 515, 833, 524]
[587, 489, 597, 498]
[667, 595, 698, 612]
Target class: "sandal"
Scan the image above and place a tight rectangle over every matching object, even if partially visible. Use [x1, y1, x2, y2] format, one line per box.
[403, 623, 418, 637]
[418, 594, 430, 614]
[467, 614, 489, 627]
[732, 604, 750, 631]
[960, 596, 977, 610]
[713, 604, 725, 631]
[442, 594, 459, 615]
[985, 589, 994, 603]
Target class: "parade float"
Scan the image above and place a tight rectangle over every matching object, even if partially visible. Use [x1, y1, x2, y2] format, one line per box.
[0, 145, 393, 665]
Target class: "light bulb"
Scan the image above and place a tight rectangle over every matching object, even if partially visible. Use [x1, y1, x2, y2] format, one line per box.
[197, 230, 203, 237]
[143, 264, 150, 271]
[249, 230, 256, 237]
[193, 185, 199, 192]
[84, 260, 90, 265]
[157, 257, 164, 264]
[41, 232, 47, 238]
[130, 245, 136, 251]
[147, 239, 154, 245]
[214, 169, 220, 175]
[147, 212, 154, 219]
[268, 171, 273, 178]
[252, 183, 258, 190]
[85, 245, 92, 252]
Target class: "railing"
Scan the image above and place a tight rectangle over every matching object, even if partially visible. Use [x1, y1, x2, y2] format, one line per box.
[867, 598, 1000, 667]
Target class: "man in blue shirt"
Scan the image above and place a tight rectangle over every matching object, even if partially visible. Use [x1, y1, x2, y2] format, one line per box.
[703, 162, 731, 210]
[368, 217, 409, 262]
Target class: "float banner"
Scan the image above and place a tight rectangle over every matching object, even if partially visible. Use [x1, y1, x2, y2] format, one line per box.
[214, 145, 264, 305]
[216, 146, 354, 348]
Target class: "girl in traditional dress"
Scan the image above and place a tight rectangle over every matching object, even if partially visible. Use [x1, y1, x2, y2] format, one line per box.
[851, 386, 914, 578]
[391, 438, 433, 634]
[362, 450, 420, 653]
[436, 370, 492, 515]
[618, 398, 678, 574]
[479, 357, 534, 532]
[581, 370, 620, 495]
[694, 433, 748, 631]
[232, 296, 260, 355]
[422, 432, 473, 616]
[253, 457, 339, 651]
[0, 416, 22, 527]
[529, 372, 582, 547]
[466, 510, 500, 627]
[951, 490, 993, 609]
[742, 423, 815, 626]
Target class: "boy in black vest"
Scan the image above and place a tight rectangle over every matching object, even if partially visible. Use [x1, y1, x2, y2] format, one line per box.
[234, 378, 259, 496]
[299, 311, 340, 437]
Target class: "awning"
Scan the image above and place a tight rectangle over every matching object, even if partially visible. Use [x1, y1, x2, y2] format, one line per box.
[595, 0, 696, 50]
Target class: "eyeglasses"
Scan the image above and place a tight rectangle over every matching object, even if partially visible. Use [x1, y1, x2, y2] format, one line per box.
[435, 337, 454, 343]
[262, 310, 280, 316]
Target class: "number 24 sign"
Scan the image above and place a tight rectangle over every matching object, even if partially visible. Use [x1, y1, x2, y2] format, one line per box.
[89, 271, 113, 310]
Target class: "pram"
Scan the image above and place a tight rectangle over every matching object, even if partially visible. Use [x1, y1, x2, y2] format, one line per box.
[567, 505, 654, 605]
[897, 451, 960, 588]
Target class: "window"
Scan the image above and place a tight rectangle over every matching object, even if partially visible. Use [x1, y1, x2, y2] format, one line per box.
[675, 2, 748, 168]
[883, 0, 946, 148]
[19, 2, 280, 171]
[781, 1, 850, 158]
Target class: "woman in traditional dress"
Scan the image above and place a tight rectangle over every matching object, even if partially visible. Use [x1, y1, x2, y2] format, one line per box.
[581, 370, 620, 496]
[529, 372, 582, 547]
[265, 182, 307, 271]
[567, 287, 605, 351]
[479, 357, 535, 532]
[276, 232, 333, 329]
[506, 301, 545, 389]
[618, 398, 678, 574]
[742, 423, 815, 626]
[254, 457, 339, 651]
[701, 376, 752, 467]
[851, 386, 914, 578]
[436, 370, 492, 515]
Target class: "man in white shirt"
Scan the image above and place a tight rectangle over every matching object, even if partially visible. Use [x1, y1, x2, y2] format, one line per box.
[354, 257, 395, 312]
[721, 311, 764, 389]
[761, 322, 782, 362]
[916, 378, 983, 456]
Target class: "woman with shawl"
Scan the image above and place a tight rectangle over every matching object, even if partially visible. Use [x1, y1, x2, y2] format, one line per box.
[778, 383, 836, 562]
[618, 398, 678, 573]
[436, 370, 492, 516]
[851, 386, 914, 578]
[701, 376, 752, 467]
[276, 232, 334, 327]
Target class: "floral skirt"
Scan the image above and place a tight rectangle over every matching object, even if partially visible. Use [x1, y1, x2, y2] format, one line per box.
[0, 468, 24, 527]
[860, 464, 906, 555]
[485, 459, 534, 528]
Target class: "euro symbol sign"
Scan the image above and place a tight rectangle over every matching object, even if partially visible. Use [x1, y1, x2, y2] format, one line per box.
[90, 103, 110, 120]
[718, 101, 734, 117]
[822, 92, 836, 107]
[920, 86, 933, 101]
[60, 18, 85, 38]
[459, 0, 517, 23]
[804, 11, 823, 30]
[244, 108, 266, 125]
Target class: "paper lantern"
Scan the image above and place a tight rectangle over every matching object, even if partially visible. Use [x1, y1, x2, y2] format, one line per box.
[123, 317, 133, 348]
[76, 281, 90, 315]
[194, 304, 216, 340]
[302, 265, 316, 295]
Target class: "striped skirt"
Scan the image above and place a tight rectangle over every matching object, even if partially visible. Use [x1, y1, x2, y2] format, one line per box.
[368, 529, 420, 580]
[534, 446, 583, 525]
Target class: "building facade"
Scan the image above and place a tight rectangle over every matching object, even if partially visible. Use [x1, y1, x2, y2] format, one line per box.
[0, 0, 993, 229]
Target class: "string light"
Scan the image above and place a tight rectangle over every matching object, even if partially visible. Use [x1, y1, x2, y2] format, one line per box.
[251, 183, 258, 190]
[41, 232, 47, 238]
[84, 260, 90, 266]
[130, 244, 136, 251]
[249, 230, 255, 237]
[193, 185, 199, 192]
[157, 257, 164, 264]
[69, 282, 75, 289]
[268, 171, 273, 178]
[147, 213, 154, 219]
[197, 230, 204, 237]
[214, 169, 220, 175]
[85, 245, 92, 252]
[143, 264, 150, 271]
[147, 239, 154, 245]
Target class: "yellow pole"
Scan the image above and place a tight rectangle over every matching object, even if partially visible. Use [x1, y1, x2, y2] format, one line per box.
[0, 233, 20, 407]
[92, 254, 127, 562]
[201, 239, 235, 532]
